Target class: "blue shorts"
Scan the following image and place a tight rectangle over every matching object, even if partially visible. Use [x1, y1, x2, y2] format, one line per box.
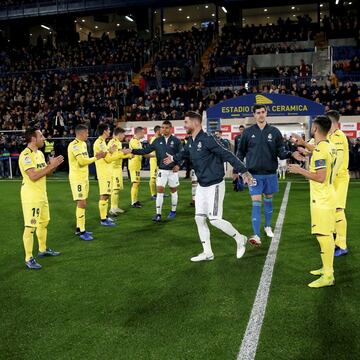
[249, 174, 279, 196]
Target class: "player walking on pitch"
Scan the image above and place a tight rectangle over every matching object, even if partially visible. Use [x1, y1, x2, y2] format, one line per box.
[235, 104, 304, 246]
[289, 115, 337, 288]
[130, 120, 182, 222]
[19, 127, 64, 269]
[164, 111, 254, 262]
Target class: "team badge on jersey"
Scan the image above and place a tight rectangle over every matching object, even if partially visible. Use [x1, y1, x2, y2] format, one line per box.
[197, 141, 202, 150]
[267, 133, 273, 141]
[23, 155, 32, 165]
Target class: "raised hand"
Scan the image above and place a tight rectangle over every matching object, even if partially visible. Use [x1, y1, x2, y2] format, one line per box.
[49, 155, 64, 168]
[122, 148, 132, 155]
[95, 151, 107, 160]
[291, 133, 305, 146]
[109, 144, 117, 154]
[292, 150, 306, 162]
[288, 163, 301, 174]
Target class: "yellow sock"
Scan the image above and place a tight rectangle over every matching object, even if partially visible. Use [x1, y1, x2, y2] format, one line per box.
[76, 207, 86, 232]
[335, 210, 347, 249]
[111, 190, 119, 209]
[99, 199, 108, 220]
[317, 235, 334, 277]
[36, 221, 48, 253]
[23, 227, 35, 261]
[131, 182, 139, 204]
[149, 178, 156, 197]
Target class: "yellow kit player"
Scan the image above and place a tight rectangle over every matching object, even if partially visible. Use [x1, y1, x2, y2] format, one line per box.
[129, 126, 145, 208]
[93, 123, 131, 226]
[327, 110, 350, 257]
[68, 124, 106, 241]
[289, 115, 337, 288]
[19, 127, 64, 270]
[108, 127, 133, 216]
[149, 125, 161, 200]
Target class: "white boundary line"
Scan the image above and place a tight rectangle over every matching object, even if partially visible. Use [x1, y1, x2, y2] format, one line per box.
[237, 181, 292, 360]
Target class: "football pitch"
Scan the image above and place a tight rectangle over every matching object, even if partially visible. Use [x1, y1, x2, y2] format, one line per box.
[1, 178, 359, 360]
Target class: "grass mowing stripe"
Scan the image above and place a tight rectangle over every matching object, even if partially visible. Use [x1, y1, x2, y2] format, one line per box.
[237, 182, 291, 360]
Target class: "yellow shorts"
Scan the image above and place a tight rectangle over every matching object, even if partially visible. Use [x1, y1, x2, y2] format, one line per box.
[150, 164, 158, 180]
[70, 179, 89, 201]
[333, 174, 349, 209]
[130, 169, 141, 183]
[98, 177, 112, 195]
[22, 200, 50, 228]
[112, 171, 124, 191]
[311, 206, 335, 236]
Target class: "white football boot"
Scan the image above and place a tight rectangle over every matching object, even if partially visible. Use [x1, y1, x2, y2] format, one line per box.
[248, 235, 262, 247]
[190, 252, 214, 262]
[264, 226, 274, 238]
[236, 234, 247, 259]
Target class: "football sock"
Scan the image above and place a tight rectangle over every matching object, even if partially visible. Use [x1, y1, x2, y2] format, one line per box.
[334, 209, 347, 249]
[23, 226, 35, 262]
[171, 191, 178, 212]
[252, 201, 262, 236]
[36, 221, 49, 253]
[156, 193, 164, 215]
[149, 178, 156, 197]
[99, 199, 108, 220]
[131, 182, 139, 204]
[264, 198, 273, 227]
[317, 235, 334, 277]
[76, 207, 86, 233]
[192, 182, 197, 201]
[111, 189, 119, 210]
[195, 215, 212, 254]
[210, 219, 241, 243]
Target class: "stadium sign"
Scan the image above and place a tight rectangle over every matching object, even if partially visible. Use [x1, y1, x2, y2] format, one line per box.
[207, 93, 325, 118]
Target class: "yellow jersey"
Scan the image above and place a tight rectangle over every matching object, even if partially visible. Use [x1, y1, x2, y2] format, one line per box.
[328, 129, 349, 178]
[149, 135, 158, 168]
[93, 136, 112, 179]
[68, 138, 95, 181]
[310, 140, 337, 209]
[129, 137, 142, 170]
[108, 138, 132, 170]
[19, 147, 47, 202]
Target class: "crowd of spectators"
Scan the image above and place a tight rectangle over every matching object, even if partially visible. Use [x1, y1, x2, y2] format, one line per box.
[0, 30, 152, 73]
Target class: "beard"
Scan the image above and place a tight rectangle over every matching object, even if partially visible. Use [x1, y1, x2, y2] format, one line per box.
[186, 128, 193, 135]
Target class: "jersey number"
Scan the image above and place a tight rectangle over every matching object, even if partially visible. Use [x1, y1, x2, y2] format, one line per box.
[32, 208, 40, 217]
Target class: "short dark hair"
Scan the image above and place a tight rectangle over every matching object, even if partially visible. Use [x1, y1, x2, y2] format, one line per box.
[97, 123, 110, 135]
[185, 111, 202, 123]
[25, 127, 39, 143]
[253, 104, 267, 113]
[75, 124, 89, 133]
[239, 125, 245, 129]
[154, 125, 161, 133]
[134, 126, 144, 134]
[162, 120, 172, 127]
[313, 115, 332, 134]
[114, 127, 125, 136]
[326, 110, 340, 123]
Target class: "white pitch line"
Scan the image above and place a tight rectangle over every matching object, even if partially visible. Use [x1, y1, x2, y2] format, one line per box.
[237, 181, 291, 360]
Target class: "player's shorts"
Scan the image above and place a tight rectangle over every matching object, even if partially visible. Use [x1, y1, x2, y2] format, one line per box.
[333, 174, 349, 209]
[70, 179, 89, 201]
[112, 171, 124, 191]
[156, 169, 180, 188]
[190, 169, 198, 182]
[98, 177, 112, 195]
[22, 200, 50, 228]
[150, 162, 158, 179]
[195, 180, 225, 220]
[311, 206, 335, 236]
[249, 174, 279, 196]
[278, 160, 287, 170]
[130, 169, 141, 183]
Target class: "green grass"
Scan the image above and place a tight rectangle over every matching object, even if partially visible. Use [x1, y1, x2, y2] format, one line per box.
[0, 179, 359, 360]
